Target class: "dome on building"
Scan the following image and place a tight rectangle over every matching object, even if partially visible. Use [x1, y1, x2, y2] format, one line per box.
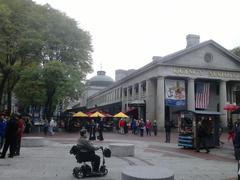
[87, 70, 114, 87]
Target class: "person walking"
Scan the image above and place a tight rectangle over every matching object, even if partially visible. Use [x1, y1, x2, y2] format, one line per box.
[97, 118, 104, 141]
[15, 116, 25, 156]
[0, 115, 18, 158]
[0, 114, 7, 152]
[89, 119, 96, 141]
[119, 118, 125, 134]
[43, 119, 49, 135]
[152, 120, 158, 136]
[139, 119, 145, 137]
[234, 119, 240, 159]
[165, 120, 171, 143]
[24, 118, 32, 134]
[131, 118, 137, 135]
[49, 118, 55, 136]
[145, 120, 152, 136]
[196, 120, 210, 153]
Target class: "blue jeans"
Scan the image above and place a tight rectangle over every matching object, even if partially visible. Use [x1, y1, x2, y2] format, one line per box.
[0, 136, 4, 151]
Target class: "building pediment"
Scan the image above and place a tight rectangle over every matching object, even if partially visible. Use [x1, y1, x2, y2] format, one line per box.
[159, 40, 240, 71]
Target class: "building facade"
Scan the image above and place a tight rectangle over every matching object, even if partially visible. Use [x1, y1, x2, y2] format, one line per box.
[85, 35, 240, 129]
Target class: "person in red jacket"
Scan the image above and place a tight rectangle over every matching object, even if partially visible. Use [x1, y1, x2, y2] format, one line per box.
[15, 116, 25, 156]
[118, 119, 125, 134]
[145, 120, 152, 136]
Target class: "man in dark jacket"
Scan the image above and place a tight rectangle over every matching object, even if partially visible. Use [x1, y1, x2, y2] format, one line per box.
[97, 118, 104, 141]
[15, 116, 25, 156]
[165, 120, 171, 143]
[77, 129, 101, 172]
[196, 120, 210, 153]
[0, 115, 7, 151]
[0, 115, 18, 158]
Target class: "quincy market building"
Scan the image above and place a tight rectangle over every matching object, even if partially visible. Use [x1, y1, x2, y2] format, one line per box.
[85, 35, 240, 129]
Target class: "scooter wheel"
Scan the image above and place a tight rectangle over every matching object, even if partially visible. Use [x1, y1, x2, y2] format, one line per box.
[73, 167, 85, 178]
[99, 166, 108, 175]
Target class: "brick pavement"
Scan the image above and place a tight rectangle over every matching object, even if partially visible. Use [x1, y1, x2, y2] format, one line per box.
[0, 130, 238, 180]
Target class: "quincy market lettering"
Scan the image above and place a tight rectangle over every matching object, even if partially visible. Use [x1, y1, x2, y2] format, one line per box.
[173, 67, 240, 79]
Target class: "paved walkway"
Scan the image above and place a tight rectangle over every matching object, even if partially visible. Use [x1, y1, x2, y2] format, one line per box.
[0, 131, 238, 180]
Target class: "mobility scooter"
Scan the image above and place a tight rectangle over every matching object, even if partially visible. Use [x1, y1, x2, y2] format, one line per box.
[70, 145, 111, 178]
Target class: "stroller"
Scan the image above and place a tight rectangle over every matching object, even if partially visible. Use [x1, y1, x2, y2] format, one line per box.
[70, 145, 111, 178]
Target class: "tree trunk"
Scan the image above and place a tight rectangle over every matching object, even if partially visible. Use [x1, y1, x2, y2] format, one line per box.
[45, 88, 56, 120]
[0, 75, 8, 111]
[7, 90, 12, 113]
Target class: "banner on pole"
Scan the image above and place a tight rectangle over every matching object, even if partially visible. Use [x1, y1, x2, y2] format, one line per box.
[165, 79, 186, 106]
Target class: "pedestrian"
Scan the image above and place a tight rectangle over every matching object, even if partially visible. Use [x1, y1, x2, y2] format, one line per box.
[124, 119, 129, 134]
[196, 120, 210, 153]
[145, 120, 152, 136]
[118, 118, 125, 134]
[234, 119, 240, 159]
[0, 114, 7, 152]
[139, 119, 145, 137]
[165, 120, 171, 143]
[0, 115, 18, 158]
[89, 119, 96, 141]
[131, 118, 137, 135]
[15, 116, 25, 156]
[97, 118, 104, 141]
[77, 129, 101, 172]
[43, 119, 49, 135]
[152, 120, 158, 136]
[49, 118, 55, 135]
[24, 118, 32, 134]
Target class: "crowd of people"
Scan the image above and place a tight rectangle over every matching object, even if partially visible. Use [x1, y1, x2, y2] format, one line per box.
[0, 114, 25, 158]
[117, 118, 173, 143]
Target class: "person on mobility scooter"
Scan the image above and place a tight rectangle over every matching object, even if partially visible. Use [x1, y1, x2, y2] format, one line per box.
[70, 129, 111, 178]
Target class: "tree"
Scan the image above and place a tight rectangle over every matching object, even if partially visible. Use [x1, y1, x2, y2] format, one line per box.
[14, 64, 46, 107]
[0, 0, 43, 111]
[231, 47, 240, 57]
[0, 1, 93, 117]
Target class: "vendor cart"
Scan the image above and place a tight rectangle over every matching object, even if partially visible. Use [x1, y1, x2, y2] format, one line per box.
[176, 110, 221, 149]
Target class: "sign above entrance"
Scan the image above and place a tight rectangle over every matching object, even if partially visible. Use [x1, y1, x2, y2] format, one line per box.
[173, 67, 240, 80]
[165, 79, 186, 106]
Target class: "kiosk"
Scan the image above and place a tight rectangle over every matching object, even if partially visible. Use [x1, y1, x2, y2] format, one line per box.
[176, 110, 221, 149]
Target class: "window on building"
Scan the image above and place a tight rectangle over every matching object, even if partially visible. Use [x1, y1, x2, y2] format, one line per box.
[124, 88, 127, 97]
[235, 91, 240, 105]
[129, 87, 132, 96]
[142, 82, 146, 92]
[135, 84, 139, 93]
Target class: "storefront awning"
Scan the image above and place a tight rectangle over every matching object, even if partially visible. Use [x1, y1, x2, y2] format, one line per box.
[174, 110, 223, 115]
[128, 100, 145, 107]
[194, 110, 223, 115]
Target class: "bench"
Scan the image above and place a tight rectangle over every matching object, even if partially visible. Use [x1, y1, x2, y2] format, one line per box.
[21, 137, 46, 147]
[109, 143, 135, 157]
[122, 166, 174, 180]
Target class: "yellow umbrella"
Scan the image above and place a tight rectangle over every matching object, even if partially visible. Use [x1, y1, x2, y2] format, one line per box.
[113, 112, 129, 118]
[73, 111, 88, 117]
[89, 111, 105, 118]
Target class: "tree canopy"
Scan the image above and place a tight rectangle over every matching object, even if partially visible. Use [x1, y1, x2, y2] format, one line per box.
[0, 0, 93, 118]
[231, 47, 240, 58]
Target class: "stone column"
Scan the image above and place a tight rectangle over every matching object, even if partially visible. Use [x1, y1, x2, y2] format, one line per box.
[126, 86, 129, 111]
[138, 82, 142, 100]
[146, 79, 156, 121]
[187, 78, 195, 111]
[156, 76, 165, 129]
[219, 80, 227, 127]
[132, 85, 136, 100]
[121, 87, 125, 112]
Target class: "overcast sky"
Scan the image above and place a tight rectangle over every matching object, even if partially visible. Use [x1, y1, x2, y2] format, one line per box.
[33, 0, 240, 80]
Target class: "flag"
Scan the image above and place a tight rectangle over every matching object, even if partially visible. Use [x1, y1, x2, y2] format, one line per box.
[195, 82, 210, 109]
